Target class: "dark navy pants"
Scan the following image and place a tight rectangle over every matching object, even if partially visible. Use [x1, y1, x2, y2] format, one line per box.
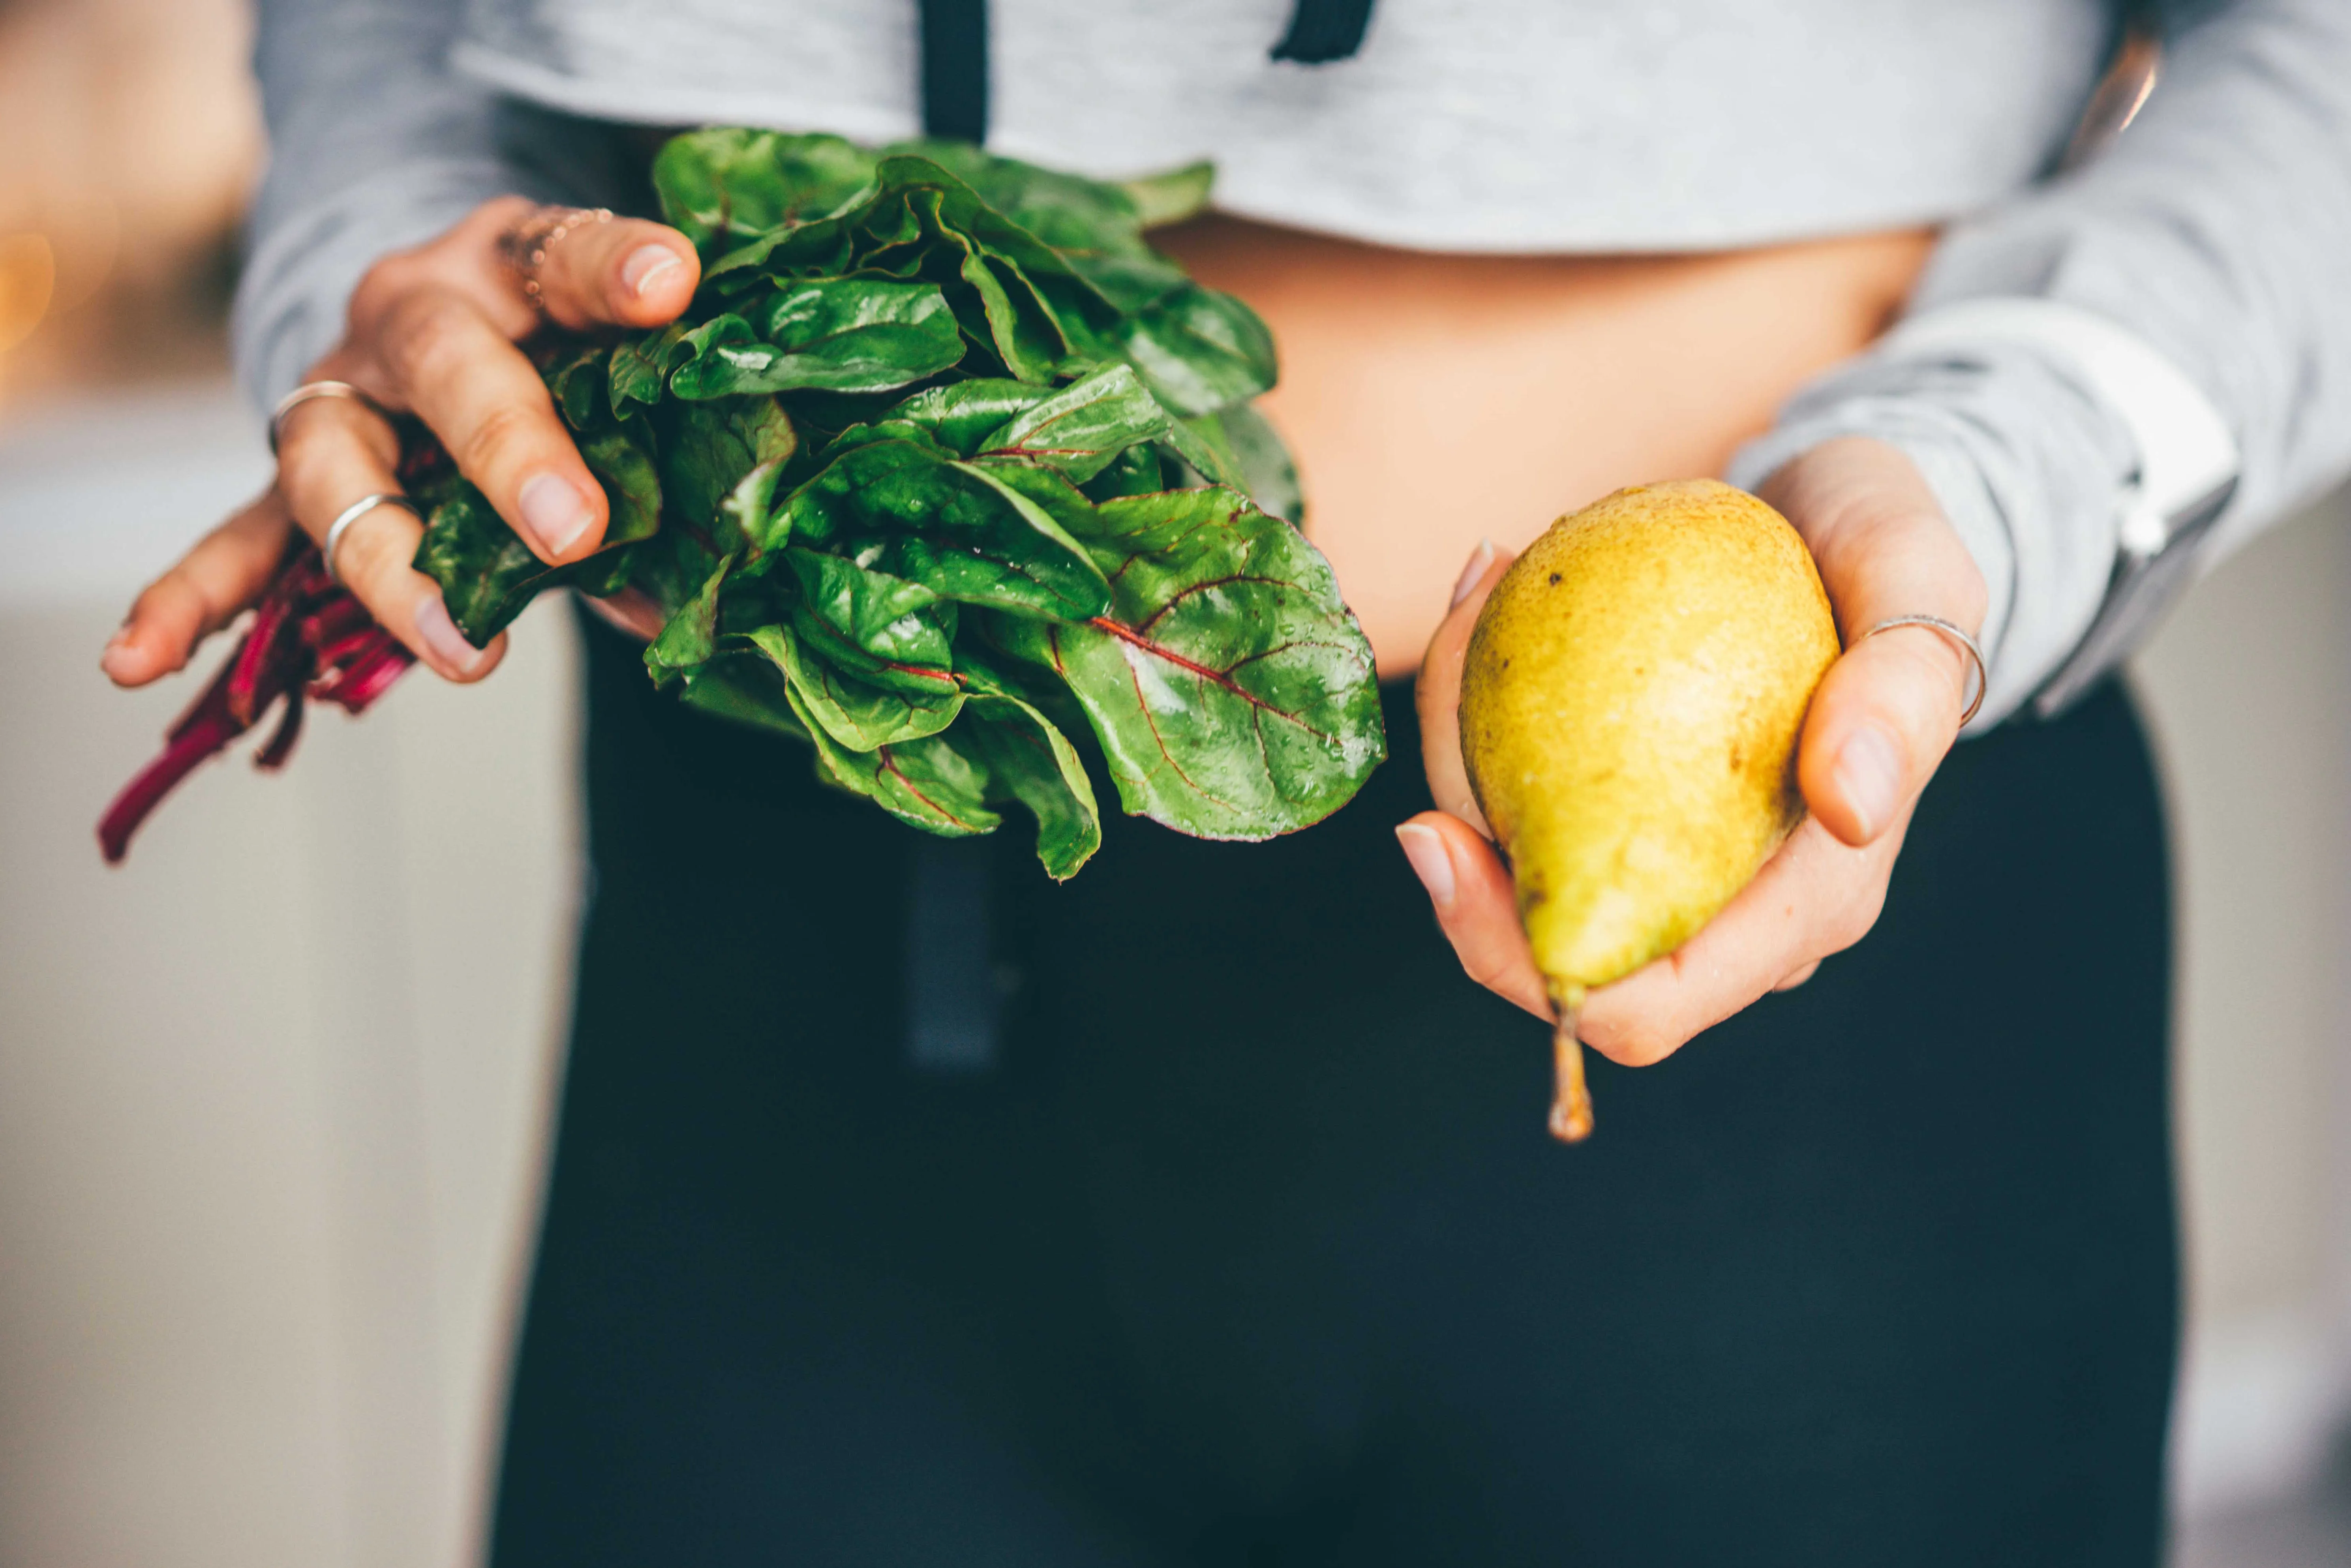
[491, 609, 2176, 1566]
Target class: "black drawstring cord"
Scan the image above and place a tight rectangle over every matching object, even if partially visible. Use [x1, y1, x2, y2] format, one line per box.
[919, 0, 1368, 147]
[899, 0, 1366, 1078]
[908, 0, 1000, 1075]
[918, 0, 989, 143]
[1271, 0, 1377, 64]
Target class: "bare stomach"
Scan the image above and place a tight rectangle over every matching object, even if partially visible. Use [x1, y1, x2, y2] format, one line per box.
[1151, 218, 1937, 677]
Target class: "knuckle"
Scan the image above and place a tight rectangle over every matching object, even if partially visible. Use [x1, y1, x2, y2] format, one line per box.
[334, 510, 417, 594]
[380, 291, 472, 388]
[273, 416, 338, 493]
[348, 251, 431, 331]
[452, 397, 548, 477]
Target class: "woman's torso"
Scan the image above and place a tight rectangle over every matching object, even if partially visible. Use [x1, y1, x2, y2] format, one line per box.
[478, 0, 2110, 668]
[1154, 218, 1936, 671]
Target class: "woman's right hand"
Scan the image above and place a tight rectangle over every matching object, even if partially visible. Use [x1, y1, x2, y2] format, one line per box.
[101, 195, 701, 690]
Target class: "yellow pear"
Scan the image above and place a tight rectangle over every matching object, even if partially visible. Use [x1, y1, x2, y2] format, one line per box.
[1460, 480, 1839, 1141]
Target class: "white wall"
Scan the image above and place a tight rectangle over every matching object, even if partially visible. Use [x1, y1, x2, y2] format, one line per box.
[2133, 487, 2351, 1519]
[0, 384, 579, 1568]
[0, 380, 2344, 1562]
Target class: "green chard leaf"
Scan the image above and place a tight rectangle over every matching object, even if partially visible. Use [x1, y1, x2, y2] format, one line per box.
[1077, 444, 1173, 503]
[1212, 402, 1304, 522]
[412, 481, 552, 647]
[667, 280, 963, 399]
[644, 552, 733, 688]
[580, 416, 666, 546]
[655, 396, 796, 544]
[607, 322, 692, 415]
[742, 622, 964, 750]
[546, 343, 612, 428]
[393, 127, 1375, 874]
[949, 638, 1101, 878]
[1111, 283, 1279, 417]
[653, 128, 882, 253]
[1120, 161, 1216, 229]
[854, 378, 1051, 456]
[968, 362, 1235, 486]
[787, 682, 1002, 837]
[962, 695, 1100, 880]
[782, 548, 960, 693]
[411, 409, 662, 649]
[947, 241, 1067, 384]
[777, 664, 1098, 875]
[782, 438, 1111, 622]
[677, 649, 811, 740]
[721, 456, 791, 556]
[887, 139, 1191, 312]
[996, 486, 1385, 839]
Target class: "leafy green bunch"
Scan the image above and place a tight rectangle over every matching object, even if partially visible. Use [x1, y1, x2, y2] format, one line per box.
[409, 129, 1386, 879]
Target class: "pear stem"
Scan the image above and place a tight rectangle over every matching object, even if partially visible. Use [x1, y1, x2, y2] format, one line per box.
[1549, 1002, 1593, 1143]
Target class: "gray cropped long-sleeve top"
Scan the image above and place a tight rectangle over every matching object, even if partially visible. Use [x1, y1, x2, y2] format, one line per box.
[236, 0, 2351, 727]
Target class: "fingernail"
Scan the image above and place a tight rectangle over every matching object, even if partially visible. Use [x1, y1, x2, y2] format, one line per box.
[413, 592, 490, 676]
[1396, 823, 1457, 910]
[517, 472, 593, 557]
[100, 630, 136, 679]
[621, 244, 683, 298]
[1833, 724, 1903, 840]
[1450, 538, 1496, 607]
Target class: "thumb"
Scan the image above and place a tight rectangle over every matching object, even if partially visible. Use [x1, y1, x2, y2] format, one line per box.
[1798, 617, 1973, 845]
[531, 212, 700, 331]
[1762, 437, 1987, 848]
[1416, 538, 1514, 835]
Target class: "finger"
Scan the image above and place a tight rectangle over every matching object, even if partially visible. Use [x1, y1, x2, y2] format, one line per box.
[375, 287, 609, 563]
[346, 199, 700, 352]
[1773, 960, 1822, 992]
[1416, 538, 1514, 837]
[533, 212, 700, 331]
[1798, 619, 1967, 846]
[1395, 811, 1552, 1021]
[1579, 807, 1912, 1065]
[274, 395, 507, 683]
[103, 490, 294, 686]
[582, 587, 666, 642]
[1754, 437, 1986, 848]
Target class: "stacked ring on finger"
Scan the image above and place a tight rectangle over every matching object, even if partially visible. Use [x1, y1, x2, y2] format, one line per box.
[322, 493, 422, 589]
[268, 379, 393, 457]
[500, 205, 615, 315]
[1856, 614, 1988, 726]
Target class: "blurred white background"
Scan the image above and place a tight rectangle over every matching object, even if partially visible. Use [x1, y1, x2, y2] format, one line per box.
[1, 2, 2347, 1563]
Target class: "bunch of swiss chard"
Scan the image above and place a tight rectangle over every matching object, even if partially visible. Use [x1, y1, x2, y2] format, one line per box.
[101, 130, 1386, 877]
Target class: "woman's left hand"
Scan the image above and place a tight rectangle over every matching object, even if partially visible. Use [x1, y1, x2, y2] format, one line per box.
[1399, 436, 1990, 1067]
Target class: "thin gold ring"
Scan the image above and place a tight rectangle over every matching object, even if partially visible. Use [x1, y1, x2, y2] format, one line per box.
[1858, 614, 1987, 727]
[321, 492, 422, 589]
[268, 380, 392, 456]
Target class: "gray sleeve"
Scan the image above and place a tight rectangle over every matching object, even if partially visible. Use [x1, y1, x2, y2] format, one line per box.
[232, 0, 567, 408]
[1728, 0, 2351, 728]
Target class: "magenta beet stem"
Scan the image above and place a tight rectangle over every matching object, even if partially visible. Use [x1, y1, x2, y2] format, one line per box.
[251, 689, 307, 771]
[97, 659, 245, 864]
[96, 542, 417, 864]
